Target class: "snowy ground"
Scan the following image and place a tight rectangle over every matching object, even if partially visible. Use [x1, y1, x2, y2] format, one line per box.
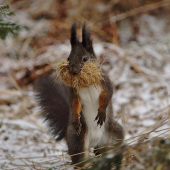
[0, 5, 170, 169]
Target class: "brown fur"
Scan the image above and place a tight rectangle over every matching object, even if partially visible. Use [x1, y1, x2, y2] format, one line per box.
[72, 97, 81, 117]
[99, 91, 109, 108]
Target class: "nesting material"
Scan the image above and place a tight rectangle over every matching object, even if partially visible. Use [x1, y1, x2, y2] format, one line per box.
[56, 59, 103, 92]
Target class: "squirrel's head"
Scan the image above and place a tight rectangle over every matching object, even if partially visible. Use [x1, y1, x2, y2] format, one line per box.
[68, 23, 96, 74]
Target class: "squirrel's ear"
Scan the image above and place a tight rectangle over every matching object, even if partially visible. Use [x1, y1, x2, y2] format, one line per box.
[70, 23, 79, 46]
[82, 23, 95, 57]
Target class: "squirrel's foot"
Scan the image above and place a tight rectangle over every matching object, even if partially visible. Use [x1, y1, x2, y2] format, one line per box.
[94, 108, 106, 127]
[72, 120, 82, 135]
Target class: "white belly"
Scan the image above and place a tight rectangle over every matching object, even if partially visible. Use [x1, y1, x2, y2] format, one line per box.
[79, 85, 109, 150]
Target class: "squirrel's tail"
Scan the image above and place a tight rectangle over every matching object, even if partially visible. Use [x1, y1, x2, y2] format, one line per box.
[35, 73, 69, 141]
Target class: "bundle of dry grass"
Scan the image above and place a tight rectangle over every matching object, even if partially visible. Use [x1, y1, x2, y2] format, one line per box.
[56, 59, 103, 92]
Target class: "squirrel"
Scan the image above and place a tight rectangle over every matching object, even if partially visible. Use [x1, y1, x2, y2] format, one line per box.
[35, 23, 124, 168]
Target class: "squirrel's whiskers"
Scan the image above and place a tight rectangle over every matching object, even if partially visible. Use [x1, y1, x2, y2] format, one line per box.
[56, 59, 103, 92]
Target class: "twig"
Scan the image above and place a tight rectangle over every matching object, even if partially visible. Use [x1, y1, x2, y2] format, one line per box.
[102, 0, 170, 24]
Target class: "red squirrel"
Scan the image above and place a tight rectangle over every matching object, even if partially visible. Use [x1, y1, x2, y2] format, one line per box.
[35, 23, 124, 168]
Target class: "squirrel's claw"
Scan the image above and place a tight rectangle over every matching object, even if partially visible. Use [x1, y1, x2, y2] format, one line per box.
[76, 125, 82, 136]
[73, 121, 82, 135]
[94, 110, 106, 127]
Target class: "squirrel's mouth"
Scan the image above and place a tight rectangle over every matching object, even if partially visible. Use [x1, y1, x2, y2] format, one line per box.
[56, 59, 103, 92]
[69, 66, 82, 75]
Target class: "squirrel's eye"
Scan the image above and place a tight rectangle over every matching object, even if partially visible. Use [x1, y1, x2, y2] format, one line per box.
[83, 57, 88, 62]
[67, 57, 69, 61]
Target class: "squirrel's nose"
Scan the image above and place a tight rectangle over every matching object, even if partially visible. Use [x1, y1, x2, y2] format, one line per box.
[69, 66, 80, 74]
[69, 64, 81, 74]
[72, 67, 79, 74]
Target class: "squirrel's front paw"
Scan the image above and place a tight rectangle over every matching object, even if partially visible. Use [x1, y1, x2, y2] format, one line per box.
[72, 120, 82, 135]
[94, 108, 106, 127]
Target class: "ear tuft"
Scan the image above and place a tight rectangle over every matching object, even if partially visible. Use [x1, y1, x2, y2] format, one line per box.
[82, 23, 95, 57]
[70, 23, 78, 46]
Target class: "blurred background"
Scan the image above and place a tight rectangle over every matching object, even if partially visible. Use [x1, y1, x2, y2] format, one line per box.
[0, 0, 170, 169]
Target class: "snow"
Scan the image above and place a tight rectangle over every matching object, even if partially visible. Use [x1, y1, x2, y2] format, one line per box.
[1, 7, 170, 169]
[3, 119, 39, 129]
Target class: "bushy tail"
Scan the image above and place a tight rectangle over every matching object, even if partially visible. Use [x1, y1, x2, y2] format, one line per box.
[35, 74, 69, 141]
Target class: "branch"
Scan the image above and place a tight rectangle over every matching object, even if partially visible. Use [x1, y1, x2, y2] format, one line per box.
[103, 0, 170, 24]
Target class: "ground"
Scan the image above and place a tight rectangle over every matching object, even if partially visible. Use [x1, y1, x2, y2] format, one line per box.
[0, 1, 170, 169]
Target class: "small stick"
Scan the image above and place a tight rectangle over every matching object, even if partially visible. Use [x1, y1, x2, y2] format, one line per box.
[102, 0, 170, 25]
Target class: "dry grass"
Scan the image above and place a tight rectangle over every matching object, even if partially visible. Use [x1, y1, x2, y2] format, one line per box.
[56, 59, 103, 92]
[0, 0, 170, 169]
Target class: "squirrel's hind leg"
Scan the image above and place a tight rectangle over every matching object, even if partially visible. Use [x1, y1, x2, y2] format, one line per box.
[94, 145, 107, 156]
[94, 120, 124, 156]
[66, 115, 87, 168]
[109, 120, 124, 147]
